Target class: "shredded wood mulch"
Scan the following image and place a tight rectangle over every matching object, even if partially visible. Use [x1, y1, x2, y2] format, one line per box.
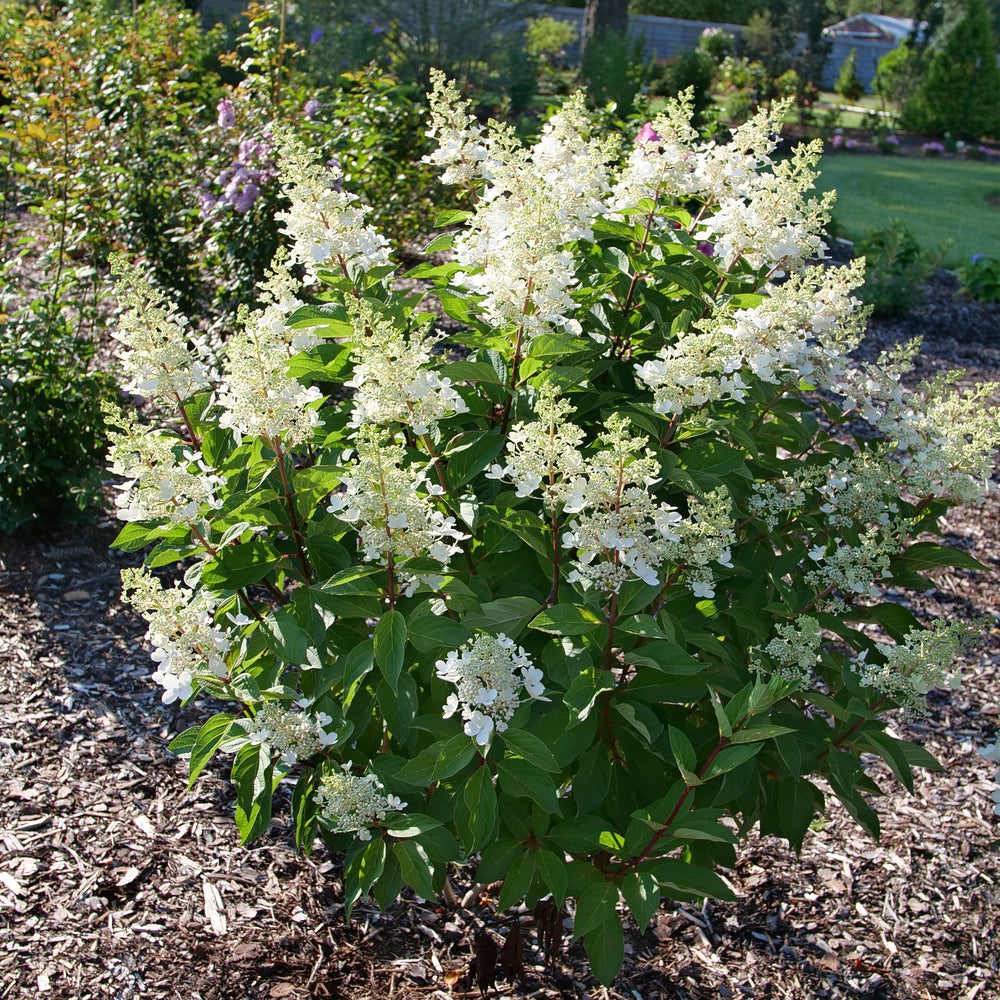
[2, 271, 999, 1000]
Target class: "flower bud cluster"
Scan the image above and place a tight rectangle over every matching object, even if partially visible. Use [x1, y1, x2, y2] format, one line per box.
[345, 299, 468, 435]
[436, 633, 547, 745]
[105, 406, 222, 525]
[316, 765, 406, 841]
[274, 130, 390, 280]
[244, 701, 337, 766]
[852, 621, 978, 714]
[751, 616, 824, 685]
[110, 255, 212, 404]
[422, 69, 489, 186]
[804, 524, 903, 602]
[120, 567, 230, 704]
[327, 431, 467, 582]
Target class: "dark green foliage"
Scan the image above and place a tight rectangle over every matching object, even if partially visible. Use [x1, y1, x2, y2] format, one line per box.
[856, 220, 942, 317]
[835, 47, 864, 103]
[957, 253, 1000, 302]
[581, 30, 650, 118]
[654, 49, 717, 126]
[903, 0, 1000, 139]
[0, 308, 114, 535]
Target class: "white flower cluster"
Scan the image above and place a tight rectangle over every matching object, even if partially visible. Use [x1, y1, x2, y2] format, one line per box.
[804, 524, 903, 603]
[429, 82, 612, 341]
[436, 633, 547, 745]
[246, 252, 317, 354]
[345, 298, 468, 436]
[327, 431, 466, 588]
[815, 452, 901, 528]
[423, 69, 489, 186]
[243, 701, 337, 766]
[611, 101, 832, 272]
[751, 616, 824, 685]
[978, 741, 1000, 817]
[851, 621, 977, 714]
[315, 765, 406, 841]
[105, 405, 222, 525]
[487, 385, 586, 508]
[557, 416, 735, 596]
[635, 262, 867, 417]
[216, 322, 322, 448]
[120, 567, 230, 704]
[110, 255, 212, 404]
[274, 129, 390, 281]
[822, 346, 1000, 503]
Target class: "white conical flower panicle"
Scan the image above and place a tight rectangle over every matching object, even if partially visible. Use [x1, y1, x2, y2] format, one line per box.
[110, 255, 212, 405]
[326, 430, 467, 587]
[120, 567, 230, 704]
[243, 701, 338, 766]
[274, 128, 390, 281]
[436, 633, 547, 745]
[345, 298, 468, 436]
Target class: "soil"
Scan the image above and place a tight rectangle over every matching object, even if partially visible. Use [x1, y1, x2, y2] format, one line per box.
[2, 270, 999, 1000]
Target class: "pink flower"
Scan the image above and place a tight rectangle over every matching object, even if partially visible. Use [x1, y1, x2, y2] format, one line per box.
[216, 99, 235, 130]
[635, 122, 662, 146]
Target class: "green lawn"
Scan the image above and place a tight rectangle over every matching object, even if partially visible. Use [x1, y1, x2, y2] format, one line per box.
[813, 155, 1000, 267]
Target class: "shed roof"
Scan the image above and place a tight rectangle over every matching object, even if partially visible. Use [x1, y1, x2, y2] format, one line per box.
[823, 13, 915, 43]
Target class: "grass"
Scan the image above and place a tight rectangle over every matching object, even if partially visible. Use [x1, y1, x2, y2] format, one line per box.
[813, 155, 1000, 268]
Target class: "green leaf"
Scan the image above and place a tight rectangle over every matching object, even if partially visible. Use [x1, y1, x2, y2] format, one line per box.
[340, 640, 374, 707]
[374, 610, 407, 688]
[703, 742, 762, 780]
[262, 608, 317, 668]
[463, 597, 540, 639]
[396, 734, 477, 785]
[668, 726, 701, 786]
[727, 725, 797, 744]
[564, 668, 615, 721]
[384, 813, 443, 838]
[188, 713, 236, 786]
[167, 725, 199, 757]
[530, 603, 604, 636]
[536, 848, 569, 907]
[709, 689, 732, 739]
[498, 758, 561, 814]
[574, 881, 619, 939]
[405, 602, 471, 651]
[621, 871, 660, 932]
[573, 745, 612, 815]
[584, 916, 625, 987]
[444, 431, 505, 490]
[646, 859, 735, 901]
[501, 727, 560, 772]
[547, 815, 614, 853]
[477, 838, 522, 882]
[393, 839, 437, 901]
[891, 541, 988, 574]
[497, 849, 536, 912]
[232, 743, 273, 844]
[344, 838, 386, 918]
[201, 537, 277, 591]
[455, 767, 497, 854]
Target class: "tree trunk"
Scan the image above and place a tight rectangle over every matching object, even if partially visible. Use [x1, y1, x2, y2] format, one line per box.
[581, 0, 629, 58]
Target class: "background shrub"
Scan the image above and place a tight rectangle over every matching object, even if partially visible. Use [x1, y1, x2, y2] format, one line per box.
[856, 219, 943, 317]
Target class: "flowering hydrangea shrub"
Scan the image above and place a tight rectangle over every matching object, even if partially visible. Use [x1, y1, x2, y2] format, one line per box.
[108, 77, 1000, 985]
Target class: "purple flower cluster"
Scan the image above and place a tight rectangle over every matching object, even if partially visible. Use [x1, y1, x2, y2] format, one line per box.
[217, 98, 236, 130]
[883, 135, 900, 146]
[922, 141, 946, 156]
[199, 135, 277, 216]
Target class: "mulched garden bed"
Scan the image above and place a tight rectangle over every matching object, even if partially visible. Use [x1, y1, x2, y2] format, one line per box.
[1, 269, 998, 1000]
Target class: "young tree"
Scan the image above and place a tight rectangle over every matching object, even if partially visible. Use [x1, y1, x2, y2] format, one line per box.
[581, 0, 628, 59]
[904, 0, 1000, 138]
